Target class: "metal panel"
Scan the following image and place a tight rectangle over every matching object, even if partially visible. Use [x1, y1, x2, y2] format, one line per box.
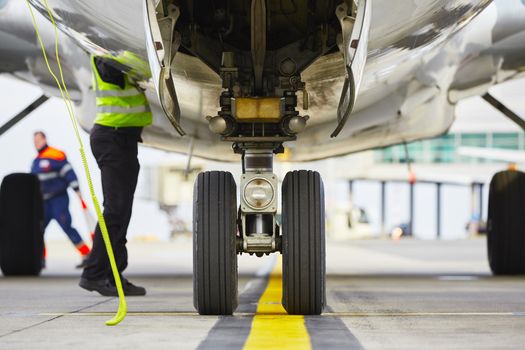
[143, 0, 185, 135]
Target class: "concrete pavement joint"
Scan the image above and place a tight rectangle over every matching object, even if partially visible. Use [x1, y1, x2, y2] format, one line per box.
[38, 311, 205, 317]
[324, 312, 524, 317]
[0, 298, 115, 339]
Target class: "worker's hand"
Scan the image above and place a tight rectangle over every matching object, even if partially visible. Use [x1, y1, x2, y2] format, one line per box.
[134, 80, 147, 91]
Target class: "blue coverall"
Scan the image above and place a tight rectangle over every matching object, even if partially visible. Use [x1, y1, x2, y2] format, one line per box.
[31, 145, 88, 253]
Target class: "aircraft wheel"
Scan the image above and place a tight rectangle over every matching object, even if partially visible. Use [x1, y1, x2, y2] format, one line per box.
[487, 170, 525, 275]
[282, 170, 326, 315]
[0, 173, 44, 276]
[193, 171, 238, 315]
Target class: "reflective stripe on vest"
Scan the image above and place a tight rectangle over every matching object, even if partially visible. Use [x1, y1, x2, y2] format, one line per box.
[96, 89, 145, 98]
[97, 105, 151, 114]
[91, 55, 152, 128]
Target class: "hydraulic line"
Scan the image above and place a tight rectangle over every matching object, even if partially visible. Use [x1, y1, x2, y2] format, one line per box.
[24, 0, 127, 326]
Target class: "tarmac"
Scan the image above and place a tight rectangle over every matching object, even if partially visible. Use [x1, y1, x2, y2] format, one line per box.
[1, 237, 525, 349]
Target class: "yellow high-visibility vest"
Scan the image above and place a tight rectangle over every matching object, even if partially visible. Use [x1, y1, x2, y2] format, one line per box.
[91, 55, 152, 128]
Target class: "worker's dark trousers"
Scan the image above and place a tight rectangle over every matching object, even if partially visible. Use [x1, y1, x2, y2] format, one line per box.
[82, 124, 142, 282]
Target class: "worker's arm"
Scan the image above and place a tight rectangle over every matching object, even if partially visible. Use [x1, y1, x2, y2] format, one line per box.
[59, 159, 80, 193]
[60, 161, 84, 202]
[95, 57, 145, 90]
[94, 56, 129, 89]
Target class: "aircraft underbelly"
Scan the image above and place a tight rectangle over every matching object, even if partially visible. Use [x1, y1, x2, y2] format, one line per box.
[8, 0, 498, 162]
[26, 0, 148, 56]
[23, 0, 491, 111]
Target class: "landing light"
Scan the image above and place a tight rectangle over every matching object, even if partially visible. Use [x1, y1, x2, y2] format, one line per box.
[244, 178, 274, 209]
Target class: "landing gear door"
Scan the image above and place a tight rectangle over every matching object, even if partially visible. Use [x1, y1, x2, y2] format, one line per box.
[331, 0, 372, 137]
[143, 0, 185, 136]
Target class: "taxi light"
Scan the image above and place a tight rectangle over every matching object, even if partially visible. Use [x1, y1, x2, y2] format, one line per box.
[244, 178, 274, 209]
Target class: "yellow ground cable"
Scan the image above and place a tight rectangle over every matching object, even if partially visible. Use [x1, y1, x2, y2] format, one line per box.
[243, 257, 311, 350]
[24, 0, 127, 326]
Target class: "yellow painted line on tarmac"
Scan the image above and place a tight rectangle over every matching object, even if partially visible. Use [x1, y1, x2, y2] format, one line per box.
[243, 257, 311, 350]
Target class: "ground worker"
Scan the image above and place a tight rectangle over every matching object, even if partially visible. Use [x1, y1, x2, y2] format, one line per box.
[31, 131, 91, 268]
[79, 54, 151, 296]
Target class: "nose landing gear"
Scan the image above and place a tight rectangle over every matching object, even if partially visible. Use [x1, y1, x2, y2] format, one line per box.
[193, 143, 326, 316]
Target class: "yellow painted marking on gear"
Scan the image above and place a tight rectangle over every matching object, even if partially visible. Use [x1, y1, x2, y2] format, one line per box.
[243, 257, 311, 350]
[235, 97, 282, 121]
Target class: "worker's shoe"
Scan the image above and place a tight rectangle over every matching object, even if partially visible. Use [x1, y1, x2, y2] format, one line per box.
[79, 278, 146, 296]
[119, 279, 147, 296]
[79, 278, 117, 296]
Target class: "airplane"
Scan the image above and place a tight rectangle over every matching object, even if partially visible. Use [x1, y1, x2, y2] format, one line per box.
[0, 0, 524, 316]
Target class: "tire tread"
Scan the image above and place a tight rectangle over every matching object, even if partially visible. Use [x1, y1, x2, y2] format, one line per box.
[488, 170, 525, 275]
[193, 171, 238, 314]
[282, 170, 325, 315]
[0, 173, 44, 276]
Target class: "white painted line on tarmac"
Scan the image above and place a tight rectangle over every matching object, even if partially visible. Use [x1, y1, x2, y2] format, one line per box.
[324, 312, 523, 317]
[38, 312, 255, 317]
[436, 276, 480, 281]
[38, 311, 525, 317]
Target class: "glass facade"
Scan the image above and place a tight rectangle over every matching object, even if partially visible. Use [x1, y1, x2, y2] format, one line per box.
[376, 132, 525, 164]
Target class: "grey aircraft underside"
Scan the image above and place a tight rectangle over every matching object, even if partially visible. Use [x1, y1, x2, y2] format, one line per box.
[1, 0, 524, 162]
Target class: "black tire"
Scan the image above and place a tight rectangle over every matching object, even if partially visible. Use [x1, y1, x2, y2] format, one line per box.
[0, 173, 44, 276]
[487, 170, 525, 275]
[282, 170, 326, 315]
[193, 171, 238, 315]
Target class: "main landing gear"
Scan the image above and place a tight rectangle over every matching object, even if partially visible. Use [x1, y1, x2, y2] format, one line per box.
[483, 94, 525, 275]
[487, 170, 525, 275]
[0, 174, 44, 276]
[193, 92, 325, 316]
